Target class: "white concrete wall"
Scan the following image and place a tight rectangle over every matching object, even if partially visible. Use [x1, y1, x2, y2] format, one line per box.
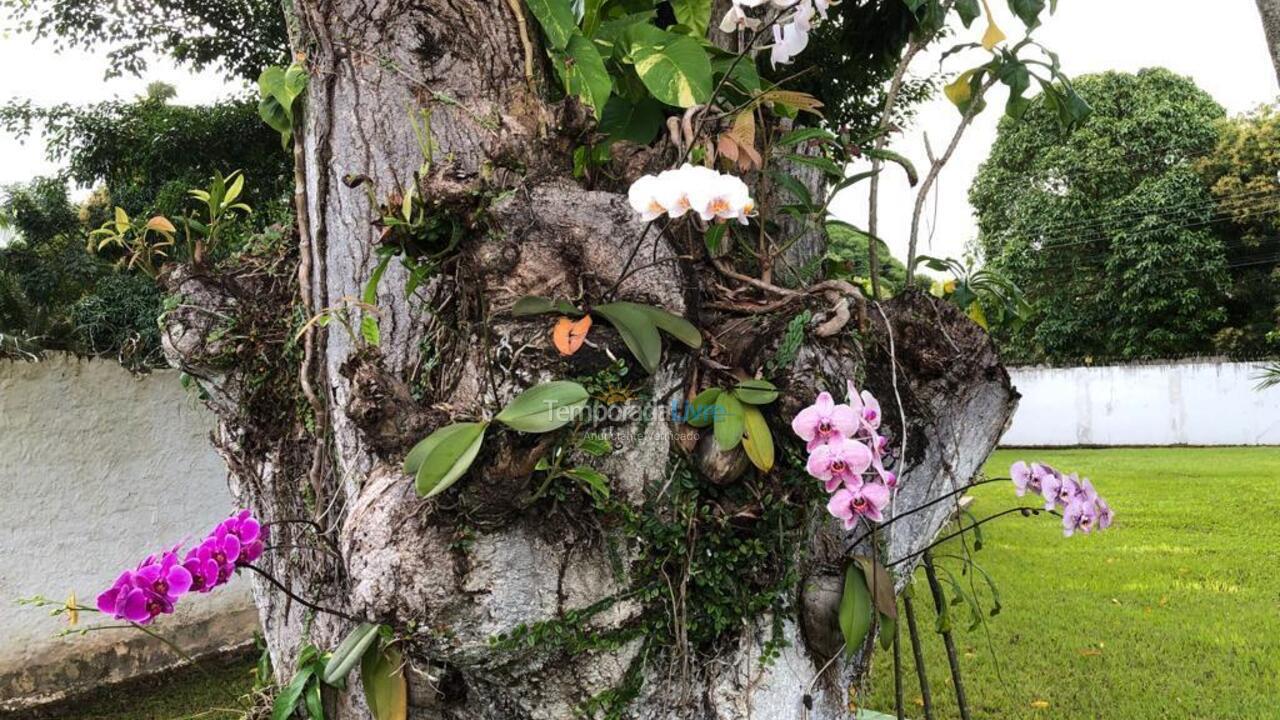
[1004, 360, 1280, 446]
[0, 355, 257, 709]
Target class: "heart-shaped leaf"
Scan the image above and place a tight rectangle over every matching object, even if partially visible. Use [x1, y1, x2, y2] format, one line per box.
[594, 302, 663, 373]
[599, 95, 664, 145]
[554, 33, 612, 117]
[525, 0, 576, 50]
[685, 387, 721, 428]
[496, 381, 590, 433]
[740, 404, 774, 472]
[733, 379, 778, 405]
[322, 622, 381, 686]
[839, 562, 874, 658]
[361, 641, 408, 720]
[713, 392, 744, 451]
[624, 24, 712, 108]
[405, 422, 488, 498]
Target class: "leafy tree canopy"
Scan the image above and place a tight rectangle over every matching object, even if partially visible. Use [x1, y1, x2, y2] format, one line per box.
[971, 68, 1237, 362]
[1, 0, 287, 81]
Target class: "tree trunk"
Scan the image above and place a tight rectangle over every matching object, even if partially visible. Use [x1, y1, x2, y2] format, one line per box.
[161, 2, 1018, 718]
[1259, 0, 1280, 86]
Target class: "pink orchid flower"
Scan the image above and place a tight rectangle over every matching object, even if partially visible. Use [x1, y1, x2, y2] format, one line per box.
[791, 391, 858, 450]
[846, 380, 882, 431]
[827, 482, 891, 528]
[806, 438, 873, 492]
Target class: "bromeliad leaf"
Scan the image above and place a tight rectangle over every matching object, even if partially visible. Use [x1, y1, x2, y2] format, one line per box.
[361, 642, 408, 720]
[405, 422, 488, 498]
[624, 24, 712, 108]
[525, 0, 576, 50]
[733, 379, 778, 405]
[322, 622, 382, 686]
[495, 381, 590, 433]
[740, 404, 774, 472]
[713, 392, 744, 451]
[839, 562, 874, 658]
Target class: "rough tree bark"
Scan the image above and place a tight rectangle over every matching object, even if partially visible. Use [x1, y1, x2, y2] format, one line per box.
[161, 2, 1018, 718]
[1258, 0, 1280, 86]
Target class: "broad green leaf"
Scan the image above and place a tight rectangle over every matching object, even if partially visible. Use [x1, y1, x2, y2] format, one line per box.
[565, 466, 611, 499]
[740, 404, 774, 472]
[284, 63, 308, 100]
[361, 643, 408, 720]
[406, 422, 488, 497]
[322, 623, 381, 686]
[496, 381, 590, 433]
[594, 301, 663, 373]
[525, 0, 576, 50]
[685, 387, 721, 428]
[670, 0, 712, 37]
[272, 667, 314, 720]
[624, 25, 712, 108]
[712, 392, 744, 451]
[710, 54, 761, 95]
[955, 0, 980, 26]
[599, 96, 664, 145]
[555, 33, 612, 117]
[703, 222, 729, 258]
[258, 97, 292, 147]
[224, 173, 245, 206]
[839, 563, 874, 658]
[511, 295, 580, 317]
[733, 378, 778, 405]
[632, 303, 701, 348]
[1006, 0, 1046, 27]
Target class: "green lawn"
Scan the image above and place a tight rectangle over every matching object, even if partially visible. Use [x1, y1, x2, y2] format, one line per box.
[866, 447, 1280, 719]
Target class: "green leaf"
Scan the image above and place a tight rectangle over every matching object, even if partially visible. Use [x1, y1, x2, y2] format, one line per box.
[578, 436, 613, 456]
[555, 33, 612, 117]
[685, 387, 721, 428]
[712, 392, 744, 451]
[769, 171, 813, 208]
[732, 378, 778, 405]
[670, 0, 712, 37]
[777, 127, 838, 147]
[525, 0, 576, 50]
[624, 25, 712, 108]
[272, 667, 314, 720]
[879, 612, 897, 651]
[599, 96, 664, 145]
[406, 422, 488, 498]
[361, 643, 408, 720]
[512, 295, 580, 317]
[740, 404, 774, 472]
[955, 0, 980, 26]
[594, 301, 663, 373]
[322, 623, 381, 686]
[864, 147, 919, 187]
[496, 381, 590, 433]
[565, 466, 611, 499]
[710, 54, 761, 94]
[839, 563, 874, 658]
[304, 680, 325, 720]
[633, 303, 701, 348]
[703, 222, 730, 258]
[1006, 0, 1046, 27]
[785, 153, 845, 179]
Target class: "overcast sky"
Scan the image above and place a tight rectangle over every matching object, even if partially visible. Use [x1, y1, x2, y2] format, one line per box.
[2, 1, 1278, 265]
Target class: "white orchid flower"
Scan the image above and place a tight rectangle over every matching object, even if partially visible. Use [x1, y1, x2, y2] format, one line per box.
[770, 21, 810, 67]
[627, 174, 666, 222]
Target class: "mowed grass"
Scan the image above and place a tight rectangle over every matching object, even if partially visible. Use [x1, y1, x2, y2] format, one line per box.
[866, 447, 1280, 720]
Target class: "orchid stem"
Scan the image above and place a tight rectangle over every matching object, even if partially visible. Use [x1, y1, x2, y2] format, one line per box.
[885, 507, 1060, 569]
[244, 565, 362, 623]
[845, 477, 1010, 553]
[128, 622, 241, 704]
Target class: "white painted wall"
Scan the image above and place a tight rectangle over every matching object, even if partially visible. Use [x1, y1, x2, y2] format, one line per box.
[1004, 360, 1280, 446]
[0, 355, 257, 709]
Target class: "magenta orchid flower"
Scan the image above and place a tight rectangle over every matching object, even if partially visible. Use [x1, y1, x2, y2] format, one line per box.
[791, 391, 858, 450]
[806, 438, 873, 492]
[827, 482, 891, 528]
[1010, 461, 1114, 537]
[847, 380, 882, 431]
[1063, 497, 1101, 537]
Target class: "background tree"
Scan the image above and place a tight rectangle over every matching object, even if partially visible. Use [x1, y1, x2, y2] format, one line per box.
[971, 68, 1234, 362]
[1196, 102, 1280, 357]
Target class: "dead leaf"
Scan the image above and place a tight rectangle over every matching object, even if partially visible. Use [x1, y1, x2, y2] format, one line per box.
[553, 315, 592, 355]
[1030, 700, 1050, 710]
